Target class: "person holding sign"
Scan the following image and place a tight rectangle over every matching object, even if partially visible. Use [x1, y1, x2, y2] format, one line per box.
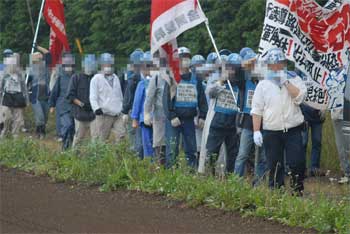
[251, 48, 307, 195]
[205, 53, 243, 176]
[163, 47, 208, 169]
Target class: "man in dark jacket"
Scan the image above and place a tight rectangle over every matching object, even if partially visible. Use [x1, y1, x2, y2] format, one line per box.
[163, 47, 208, 169]
[121, 49, 144, 158]
[66, 54, 96, 147]
[297, 70, 326, 177]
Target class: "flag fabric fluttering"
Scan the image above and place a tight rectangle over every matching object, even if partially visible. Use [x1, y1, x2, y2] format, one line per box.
[150, 0, 206, 82]
[43, 0, 70, 67]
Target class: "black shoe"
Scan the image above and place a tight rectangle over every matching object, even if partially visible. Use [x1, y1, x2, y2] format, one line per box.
[309, 168, 326, 177]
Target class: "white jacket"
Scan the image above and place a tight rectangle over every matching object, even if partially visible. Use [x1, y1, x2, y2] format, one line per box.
[251, 76, 306, 131]
[90, 73, 123, 116]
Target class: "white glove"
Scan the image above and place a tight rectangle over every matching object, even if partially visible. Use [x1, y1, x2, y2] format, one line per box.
[197, 118, 205, 129]
[144, 112, 152, 126]
[253, 131, 263, 147]
[280, 73, 288, 86]
[171, 117, 181, 127]
[122, 114, 129, 124]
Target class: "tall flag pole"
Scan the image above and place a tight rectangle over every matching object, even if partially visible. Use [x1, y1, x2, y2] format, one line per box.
[30, 0, 46, 55]
[26, 0, 46, 84]
[196, 0, 239, 109]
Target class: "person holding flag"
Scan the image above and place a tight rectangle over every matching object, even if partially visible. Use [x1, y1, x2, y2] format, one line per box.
[163, 47, 208, 169]
[205, 53, 242, 175]
[27, 47, 51, 139]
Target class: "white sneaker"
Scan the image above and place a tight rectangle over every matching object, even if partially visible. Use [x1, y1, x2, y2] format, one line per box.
[56, 137, 63, 142]
[338, 176, 349, 184]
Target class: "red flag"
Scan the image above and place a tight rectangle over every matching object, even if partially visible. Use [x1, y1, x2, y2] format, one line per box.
[43, 0, 70, 66]
[150, 0, 206, 83]
[161, 39, 181, 83]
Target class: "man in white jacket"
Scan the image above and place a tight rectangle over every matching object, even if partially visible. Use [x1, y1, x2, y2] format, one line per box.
[89, 53, 125, 142]
[251, 48, 307, 195]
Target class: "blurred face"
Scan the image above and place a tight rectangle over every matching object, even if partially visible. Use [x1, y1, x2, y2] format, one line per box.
[83, 64, 97, 76]
[101, 64, 113, 75]
[63, 64, 74, 74]
[132, 64, 142, 74]
[267, 62, 286, 72]
[223, 63, 241, 82]
[141, 63, 152, 76]
[180, 56, 191, 73]
[4, 56, 17, 73]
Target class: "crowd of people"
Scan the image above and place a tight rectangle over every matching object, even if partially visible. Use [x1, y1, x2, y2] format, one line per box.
[0, 45, 349, 196]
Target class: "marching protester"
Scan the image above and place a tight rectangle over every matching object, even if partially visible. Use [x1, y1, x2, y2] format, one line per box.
[331, 64, 350, 184]
[144, 52, 168, 165]
[89, 53, 126, 143]
[0, 49, 14, 135]
[163, 47, 208, 169]
[131, 51, 154, 158]
[67, 54, 97, 147]
[198, 52, 225, 174]
[191, 54, 206, 166]
[122, 49, 144, 158]
[27, 48, 51, 139]
[205, 53, 242, 175]
[234, 48, 267, 184]
[0, 53, 27, 138]
[49, 53, 75, 149]
[251, 48, 307, 195]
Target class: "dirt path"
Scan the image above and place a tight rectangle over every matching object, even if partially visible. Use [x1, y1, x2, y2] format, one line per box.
[0, 167, 315, 234]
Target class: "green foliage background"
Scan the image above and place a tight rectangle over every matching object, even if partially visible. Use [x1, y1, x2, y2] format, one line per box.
[0, 0, 329, 59]
[0, 0, 341, 172]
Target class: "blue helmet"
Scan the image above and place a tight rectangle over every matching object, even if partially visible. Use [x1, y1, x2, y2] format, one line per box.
[243, 51, 256, 61]
[265, 48, 286, 64]
[215, 55, 229, 65]
[129, 49, 144, 64]
[206, 52, 218, 64]
[100, 53, 114, 65]
[191, 55, 205, 66]
[3, 49, 13, 57]
[141, 51, 152, 64]
[227, 53, 242, 65]
[239, 47, 254, 59]
[219, 49, 232, 56]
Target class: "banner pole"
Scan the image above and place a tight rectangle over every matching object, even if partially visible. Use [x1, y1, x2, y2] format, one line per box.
[197, 0, 239, 110]
[31, 0, 46, 55]
[26, 0, 46, 84]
